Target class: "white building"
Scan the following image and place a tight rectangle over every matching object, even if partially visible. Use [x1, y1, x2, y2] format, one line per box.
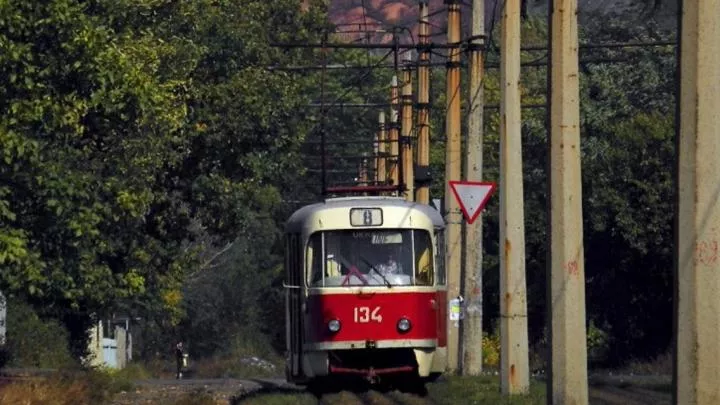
[86, 316, 132, 369]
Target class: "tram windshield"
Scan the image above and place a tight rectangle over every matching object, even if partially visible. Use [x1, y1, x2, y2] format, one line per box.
[307, 229, 434, 287]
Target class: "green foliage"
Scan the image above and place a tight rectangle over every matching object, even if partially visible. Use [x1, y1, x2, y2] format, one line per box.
[0, 0, 198, 341]
[4, 297, 76, 369]
[587, 321, 611, 366]
[0, 0, 327, 360]
[482, 331, 501, 369]
[177, 212, 283, 358]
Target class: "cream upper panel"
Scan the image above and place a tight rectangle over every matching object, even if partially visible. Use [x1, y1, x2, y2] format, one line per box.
[285, 197, 445, 237]
[300, 206, 437, 238]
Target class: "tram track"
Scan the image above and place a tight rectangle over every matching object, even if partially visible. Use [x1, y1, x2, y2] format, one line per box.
[232, 384, 439, 405]
[312, 389, 437, 405]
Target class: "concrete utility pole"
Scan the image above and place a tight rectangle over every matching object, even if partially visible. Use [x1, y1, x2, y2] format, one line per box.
[499, 0, 530, 394]
[461, 0, 485, 376]
[377, 112, 387, 184]
[675, 0, 720, 403]
[416, 0, 431, 205]
[548, 0, 589, 403]
[444, 0, 462, 373]
[389, 76, 400, 188]
[401, 54, 414, 201]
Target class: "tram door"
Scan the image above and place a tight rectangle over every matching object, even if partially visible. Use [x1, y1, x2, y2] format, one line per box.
[285, 234, 304, 378]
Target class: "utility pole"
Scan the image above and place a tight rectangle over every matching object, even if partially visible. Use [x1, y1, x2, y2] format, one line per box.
[0, 291, 5, 347]
[389, 75, 400, 188]
[675, 0, 720, 404]
[401, 53, 414, 201]
[416, 0, 431, 205]
[548, 0, 589, 403]
[461, 0, 485, 376]
[377, 112, 387, 184]
[358, 153, 368, 187]
[444, 0, 462, 373]
[499, 0, 530, 394]
[373, 129, 380, 184]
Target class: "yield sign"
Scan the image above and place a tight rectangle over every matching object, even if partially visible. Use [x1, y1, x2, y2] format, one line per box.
[449, 181, 497, 224]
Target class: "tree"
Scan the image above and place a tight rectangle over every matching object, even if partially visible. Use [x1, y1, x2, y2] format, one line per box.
[0, 0, 330, 358]
[0, 0, 200, 353]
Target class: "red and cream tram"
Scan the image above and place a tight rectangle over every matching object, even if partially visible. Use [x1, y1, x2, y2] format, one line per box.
[284, 196, 447, 386]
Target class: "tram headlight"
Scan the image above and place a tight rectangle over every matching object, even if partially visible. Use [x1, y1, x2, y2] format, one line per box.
[327, 319, 341, 333]
[397, 317, 412, 333]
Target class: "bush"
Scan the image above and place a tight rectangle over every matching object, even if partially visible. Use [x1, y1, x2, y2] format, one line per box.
[587, 321, 611, 367]
[0, 368, 139, 405]
[0, 377, 91, 405]
[4, 298, 76, 369]
[0, 346, 9, 369]
[482, 331, 500, 369]
[190, 331, 282, 379]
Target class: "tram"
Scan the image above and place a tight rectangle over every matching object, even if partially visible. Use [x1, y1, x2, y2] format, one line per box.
[283, 196, 447, 386]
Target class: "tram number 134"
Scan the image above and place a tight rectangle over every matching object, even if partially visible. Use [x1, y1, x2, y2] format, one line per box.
[354, 306, 383, 323]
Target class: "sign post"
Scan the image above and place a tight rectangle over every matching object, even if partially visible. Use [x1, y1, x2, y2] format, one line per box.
[448, 181, 497, 369]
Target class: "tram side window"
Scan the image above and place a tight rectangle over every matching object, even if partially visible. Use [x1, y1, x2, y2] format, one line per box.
[307, 233, 324, 286]
[435, 230, 446, 285]
[414, 230, 434, 286]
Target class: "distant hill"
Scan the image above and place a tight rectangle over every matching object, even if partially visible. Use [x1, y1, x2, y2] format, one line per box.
[325, 0, 677, 43]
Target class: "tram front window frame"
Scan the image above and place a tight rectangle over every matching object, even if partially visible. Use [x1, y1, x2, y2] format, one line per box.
[306, 229, 435, 287]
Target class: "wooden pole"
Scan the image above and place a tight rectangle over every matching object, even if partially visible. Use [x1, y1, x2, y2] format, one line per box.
[378, 112, 387, 184]
[675, 0, 720, 403]
[444, 0, 462, 373]
[389, 76, 400, 188]
[548, 0, 589, 402]
[461, 0, 486, 376]
[416, 0, 431, 205]
[499, 0, 530, 394]
[401, 53, 414, 201]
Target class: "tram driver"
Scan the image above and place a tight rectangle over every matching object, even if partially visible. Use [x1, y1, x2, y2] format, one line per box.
[376, 252, 403, 276]
[373, 242, 412, 281]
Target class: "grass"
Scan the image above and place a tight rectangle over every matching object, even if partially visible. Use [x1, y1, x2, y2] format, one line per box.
[189, 355, 282, 379]
[170, 388, 221, 405]
[620, 351, 673, 375]
[233, 393, 318, 405]
[427, 375, 546, 405]
[0, 364, 151, 405]
[0, 376, 93, 405]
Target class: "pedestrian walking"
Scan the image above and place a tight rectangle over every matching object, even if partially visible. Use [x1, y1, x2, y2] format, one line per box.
[175, 341, 184, 379]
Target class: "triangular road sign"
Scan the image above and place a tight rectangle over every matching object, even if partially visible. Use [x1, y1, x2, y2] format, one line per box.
[432, 198, 442, 212]
[449, 181, 497, 224]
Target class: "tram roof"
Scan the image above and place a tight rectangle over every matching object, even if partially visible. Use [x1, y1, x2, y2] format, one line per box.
[284, 196, 445, 233]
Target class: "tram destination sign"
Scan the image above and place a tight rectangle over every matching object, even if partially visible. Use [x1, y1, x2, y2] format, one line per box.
[352, 231, 402, 244]
[349, 208, 383, 227]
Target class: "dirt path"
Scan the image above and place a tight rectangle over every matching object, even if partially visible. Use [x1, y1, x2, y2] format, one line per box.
[111, 378, 298, 405]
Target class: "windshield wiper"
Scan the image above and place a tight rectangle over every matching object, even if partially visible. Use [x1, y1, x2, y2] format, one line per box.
[359, 256, 392, 288]
[335, 254, 368, 286]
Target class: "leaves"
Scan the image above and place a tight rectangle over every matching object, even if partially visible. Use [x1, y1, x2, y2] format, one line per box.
[0, 0, 326, 357]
